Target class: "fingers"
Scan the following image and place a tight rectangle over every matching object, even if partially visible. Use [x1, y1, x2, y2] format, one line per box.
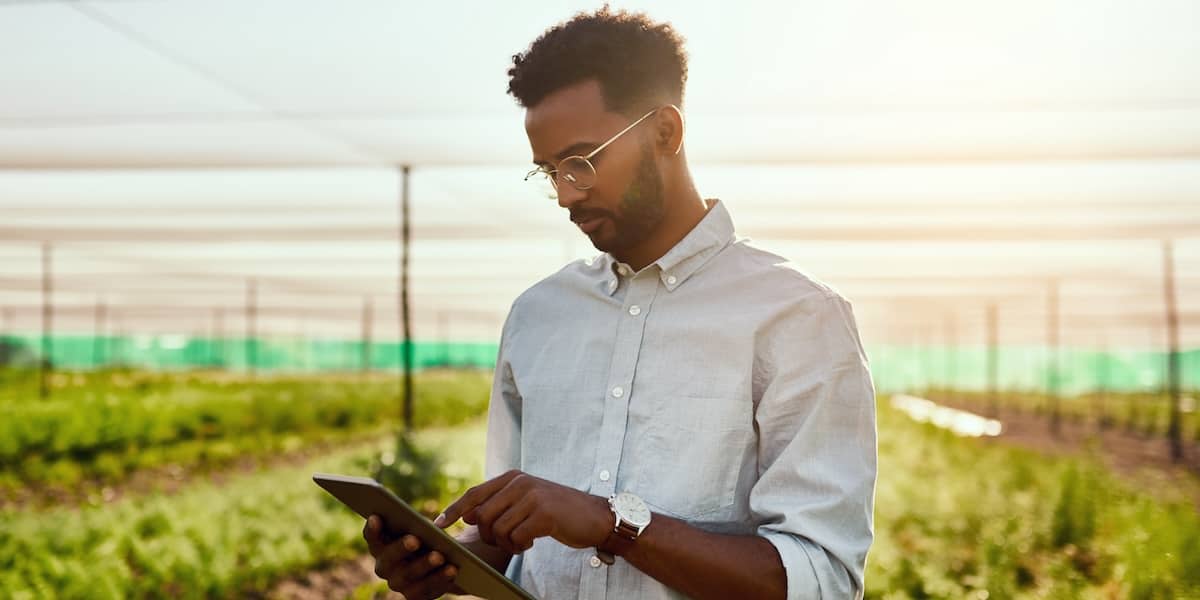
[489, 498, 535, 555]
[473, 482, 522, 545]
[474, 472, 540, 547]
[397, 547, 448, 583]
[362, 514, 387, 557]
[372, 533, 461, 600]
[508, 517, 544, 554]
[374, 534, 421, 579]
[389, 564, 459, 599]
[436, 469, 523, 527]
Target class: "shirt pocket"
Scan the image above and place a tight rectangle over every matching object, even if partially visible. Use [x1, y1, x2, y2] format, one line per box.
[632, 395, 752, 522]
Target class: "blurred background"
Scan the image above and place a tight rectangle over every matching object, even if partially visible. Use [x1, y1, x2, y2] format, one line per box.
[1, 1, 1198, 598]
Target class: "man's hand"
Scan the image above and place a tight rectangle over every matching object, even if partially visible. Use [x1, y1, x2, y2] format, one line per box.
[434, 470, 613, 556]
[362, 514, 463, 599]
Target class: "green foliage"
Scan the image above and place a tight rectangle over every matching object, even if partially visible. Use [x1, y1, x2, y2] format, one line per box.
[364, 430, 452, 514]
[866, 397, 1200, 599]
[0, 421, 488, 599]
[4, 369, 1198, 599]
[0, 369, 491, 489]
[1050, 465, 1098, 550]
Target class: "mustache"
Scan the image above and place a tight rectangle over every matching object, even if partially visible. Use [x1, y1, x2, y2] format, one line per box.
[569, 207, 613, 223]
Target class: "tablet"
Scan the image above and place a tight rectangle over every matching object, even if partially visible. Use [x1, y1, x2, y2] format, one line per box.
[313, 472, 536, 600]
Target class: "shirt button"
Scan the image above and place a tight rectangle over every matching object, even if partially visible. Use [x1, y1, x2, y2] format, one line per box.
[589, 555, 603, 568]
[628, 305, 641, 316]
[666, 275, 677, 285]
[611, 386, 624, 398]
[599, 469, 611, 481]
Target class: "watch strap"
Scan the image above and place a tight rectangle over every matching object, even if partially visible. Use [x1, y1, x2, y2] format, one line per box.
[595, 516, 639, 565]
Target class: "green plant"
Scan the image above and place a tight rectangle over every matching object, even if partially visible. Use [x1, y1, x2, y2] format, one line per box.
[0, 421, 487, 599]
[866, 396, 1200, 599]
[0, 369, 491, 490]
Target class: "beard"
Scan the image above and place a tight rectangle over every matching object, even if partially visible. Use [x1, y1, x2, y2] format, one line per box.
[588, 141, 666, 253]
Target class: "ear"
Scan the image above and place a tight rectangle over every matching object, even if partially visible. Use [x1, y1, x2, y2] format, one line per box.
[653, 105, 685, 156]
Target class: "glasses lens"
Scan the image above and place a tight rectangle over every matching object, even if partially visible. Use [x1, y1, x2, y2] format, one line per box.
[557, 156, 596, 190]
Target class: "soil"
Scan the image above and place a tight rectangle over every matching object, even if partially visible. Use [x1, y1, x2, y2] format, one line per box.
[266, 554, 485, 600]
[937, 399, 1200, 508]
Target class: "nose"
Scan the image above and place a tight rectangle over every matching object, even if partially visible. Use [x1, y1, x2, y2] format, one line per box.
[556, 182, 588, 211]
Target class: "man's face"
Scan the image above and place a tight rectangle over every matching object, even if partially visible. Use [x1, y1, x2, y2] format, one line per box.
[525, 79, 666, 254]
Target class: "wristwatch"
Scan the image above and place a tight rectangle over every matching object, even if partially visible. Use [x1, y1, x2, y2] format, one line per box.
[595, 491, 652, 565]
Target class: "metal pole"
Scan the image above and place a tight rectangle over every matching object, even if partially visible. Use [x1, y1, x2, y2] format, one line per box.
[906, 326, 918, 395]
[294, 317, 308, 372]
[208, 308, 217, 368]
[361, 296, 373, 375]
[987, 302, 998, 418]
[246, 278, 257, 378]
[214, 308, 225, 369]
[40, 242, 52, 400]
[112, 314, 123, 367]
[93, 297, 107, 369]
[943, 311, 957, 396]
[399, 165, 414, 429]
[1047, 278, 1061, 435]
[1095, 332, 1109, 431]
[1163, 240, 1183, 461]
[920, 323, 934, 397]
[438, 311, 449, 368]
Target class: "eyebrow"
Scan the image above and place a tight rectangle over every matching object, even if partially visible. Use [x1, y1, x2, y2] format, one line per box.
[532, 141, 599, 166]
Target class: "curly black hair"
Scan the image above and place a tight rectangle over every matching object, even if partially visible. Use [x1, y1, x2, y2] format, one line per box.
[506, 6, 689, 116]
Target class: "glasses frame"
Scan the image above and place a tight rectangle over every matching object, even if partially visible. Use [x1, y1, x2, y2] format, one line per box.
[524, 106, 662, 193]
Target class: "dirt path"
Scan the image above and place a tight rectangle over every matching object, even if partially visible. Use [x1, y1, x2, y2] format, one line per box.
[940, 399, 1200, 506]
[267, 554, 486, 600]
[266, 555, 382, 599]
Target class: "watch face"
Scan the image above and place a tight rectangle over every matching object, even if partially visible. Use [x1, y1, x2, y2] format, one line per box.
[612, 492, 652, 527]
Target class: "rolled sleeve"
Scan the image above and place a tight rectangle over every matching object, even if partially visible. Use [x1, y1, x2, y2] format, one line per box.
[750, 292, 878, 600]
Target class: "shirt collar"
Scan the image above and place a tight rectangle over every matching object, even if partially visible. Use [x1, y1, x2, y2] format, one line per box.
[595, 198, 735, 296]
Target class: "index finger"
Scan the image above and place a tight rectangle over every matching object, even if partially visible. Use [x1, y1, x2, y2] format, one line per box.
[434, 470, 523, 528]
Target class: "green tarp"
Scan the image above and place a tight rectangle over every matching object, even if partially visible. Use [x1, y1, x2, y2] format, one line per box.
[1, 333, 1195, 394]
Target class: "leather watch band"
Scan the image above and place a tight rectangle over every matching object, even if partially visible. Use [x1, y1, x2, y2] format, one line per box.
[615, 519, 640, 540]
[596, 531, 633, 565]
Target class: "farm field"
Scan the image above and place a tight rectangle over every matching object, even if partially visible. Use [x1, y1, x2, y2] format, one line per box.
[2, 369, 1198, 599]
[0, 368, 490, 503]
[921, 387, 1199, 441]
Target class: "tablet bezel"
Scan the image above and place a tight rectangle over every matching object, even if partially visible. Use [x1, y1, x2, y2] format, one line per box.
[312, 472, 535, 600]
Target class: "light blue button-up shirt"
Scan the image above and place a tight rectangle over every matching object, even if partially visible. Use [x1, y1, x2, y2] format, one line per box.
[485, 199, 877, 599]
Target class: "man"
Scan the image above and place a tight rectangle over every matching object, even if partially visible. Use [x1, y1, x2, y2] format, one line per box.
[364, 8, 877, 599]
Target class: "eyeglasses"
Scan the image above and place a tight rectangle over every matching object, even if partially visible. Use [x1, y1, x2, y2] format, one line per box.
[524, 107, 661, 194]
